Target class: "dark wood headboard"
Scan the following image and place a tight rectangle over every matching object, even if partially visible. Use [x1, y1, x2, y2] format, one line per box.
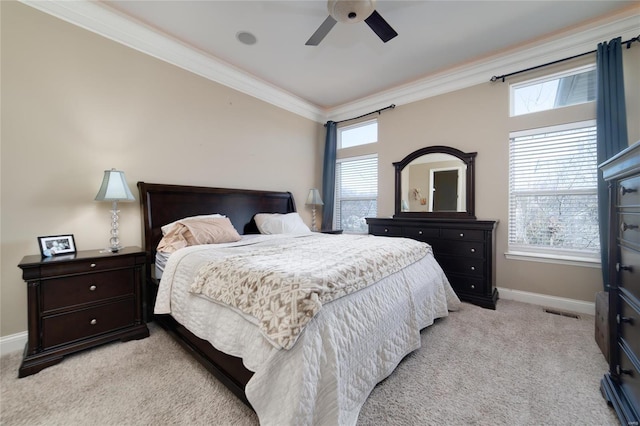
[137, 182, 296, 276]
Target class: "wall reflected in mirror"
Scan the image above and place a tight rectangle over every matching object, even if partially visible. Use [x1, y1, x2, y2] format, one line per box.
[401, 153, 467, 212]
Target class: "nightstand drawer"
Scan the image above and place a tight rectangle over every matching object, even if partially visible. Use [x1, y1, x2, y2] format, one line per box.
[39, 255, 137, 278]
[41, 269, 135, 312]
[42, 299, 135, 349]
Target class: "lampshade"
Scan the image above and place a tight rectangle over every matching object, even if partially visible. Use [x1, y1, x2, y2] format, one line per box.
[94, 169, 135, 202]
[306, 188, 324, 206]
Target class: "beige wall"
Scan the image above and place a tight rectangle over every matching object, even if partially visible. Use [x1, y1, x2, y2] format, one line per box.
[1, 2, 322, 336]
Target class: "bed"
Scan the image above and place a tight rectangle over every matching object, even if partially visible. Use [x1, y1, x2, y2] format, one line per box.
[138, 182, 460, 425]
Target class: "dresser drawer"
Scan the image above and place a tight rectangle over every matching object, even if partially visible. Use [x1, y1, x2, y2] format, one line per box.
[620, 296, 640, 359]
[618, 175, 640, 207]
[620, 246, 640, 296]
[369, 224, 403, 237]
[437, 255, 484, 277]
[42, 298, 135, 349]
[446, 273, 486, 295]
[432, 240, 484, 258]
[620, 213, 640, 244]
[440, 228, 485, 241]
[403, 227, 439, 241]
[39, 255, 137, 278]
[618, 343, 640, 408]
[41, 269, 135, 313]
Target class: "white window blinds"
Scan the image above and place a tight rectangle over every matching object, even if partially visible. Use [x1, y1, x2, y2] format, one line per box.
[508, 121, 599, 257]
[335, 155, 378, 233]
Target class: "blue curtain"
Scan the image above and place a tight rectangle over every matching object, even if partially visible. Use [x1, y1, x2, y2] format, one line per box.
[321, 121, 337, 231]
[597, 37, 628, 290]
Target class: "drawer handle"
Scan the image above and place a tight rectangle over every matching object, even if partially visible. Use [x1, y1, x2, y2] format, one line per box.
[418, 230, 423, 235]
[621, 222, 639, 232]
[90, 263, 97, 268]
[470, 284, 475, 289]
[89, 285, 97, 291]
[621, 186, 638, 196]
[616, 365, 633, 376]
[617, 263, 633, 272]
[617, 314, 634, 325]
[470, 248, 476, 253]
[90, 319, 97, 325]
[470, 266, 476, 271]
[459, 233, 464, 238]
[384, 228, 389, 233]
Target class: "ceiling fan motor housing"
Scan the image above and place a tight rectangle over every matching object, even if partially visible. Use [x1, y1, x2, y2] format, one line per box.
[328, 0, 376, 23]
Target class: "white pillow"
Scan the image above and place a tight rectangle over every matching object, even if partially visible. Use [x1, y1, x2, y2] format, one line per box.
[161, 214, 226, 235]
[254, 212, 311, 234]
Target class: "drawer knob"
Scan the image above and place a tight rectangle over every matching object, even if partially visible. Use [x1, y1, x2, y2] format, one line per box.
[616, 263, 633, 272]
[90, 263, 97, 268]
[384, 228, 389, 233]
[621, 186, 638, 196]
[617, 314, 634, 325]
[470, 284, 475, 289]
[470, 248, 476, 253]
[621, 222, 639, 232]
[90, 319, 97, 325]
[418, 230, 423, 235]
[89, 285, 97, 291]
[616, 365, 633, 376]
[470, 266, 475, 271]
[459, 233, 464, 238]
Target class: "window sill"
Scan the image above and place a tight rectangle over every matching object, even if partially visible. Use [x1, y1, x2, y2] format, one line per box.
[504, 251, 600, 268]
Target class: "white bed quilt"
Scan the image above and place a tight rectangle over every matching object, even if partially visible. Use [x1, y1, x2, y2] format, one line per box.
[155, 234, 461, 426]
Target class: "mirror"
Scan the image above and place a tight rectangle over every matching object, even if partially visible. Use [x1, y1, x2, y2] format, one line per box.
[394, 146, 476, 219]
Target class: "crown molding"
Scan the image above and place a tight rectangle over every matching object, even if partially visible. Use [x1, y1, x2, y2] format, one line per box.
[20, 0, 326, 123]
[327, 10, 640, 122]
[19, 1, 639, 124]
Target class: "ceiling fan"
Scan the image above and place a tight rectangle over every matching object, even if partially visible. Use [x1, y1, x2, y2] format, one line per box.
[305, 0, 398, 46]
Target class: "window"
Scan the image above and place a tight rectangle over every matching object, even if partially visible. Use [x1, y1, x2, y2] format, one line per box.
[338, 119, 378, 149]
[334, 155, 378, 233]
[508, 121, 599, 261]
[510, 65, 596, 116]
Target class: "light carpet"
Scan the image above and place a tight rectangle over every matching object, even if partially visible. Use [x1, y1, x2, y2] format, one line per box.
[0, 300, 617, 425]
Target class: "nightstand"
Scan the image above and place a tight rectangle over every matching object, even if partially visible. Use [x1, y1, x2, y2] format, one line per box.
[17, 246, 149, 377]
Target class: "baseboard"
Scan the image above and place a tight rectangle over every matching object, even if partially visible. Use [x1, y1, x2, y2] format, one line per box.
[497, 287, 595, 316]
[0, 331, 27, 356]
[0, 289, 594, 355]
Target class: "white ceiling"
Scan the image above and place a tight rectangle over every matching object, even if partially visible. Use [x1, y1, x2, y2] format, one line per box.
[24, 1, 640, 121]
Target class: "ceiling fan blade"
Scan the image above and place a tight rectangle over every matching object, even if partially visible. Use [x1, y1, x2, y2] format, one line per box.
[305, 15, 338, 46]
[364, 10, 398, 43]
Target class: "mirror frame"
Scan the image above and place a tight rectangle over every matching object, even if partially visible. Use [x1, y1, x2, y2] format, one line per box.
[394, 145, 477, 219]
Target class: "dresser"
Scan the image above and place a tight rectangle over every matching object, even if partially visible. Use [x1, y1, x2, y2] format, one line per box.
[367, 217, 498, 309]
[600, 141, 640, 423]
[17, 246, 149, 377]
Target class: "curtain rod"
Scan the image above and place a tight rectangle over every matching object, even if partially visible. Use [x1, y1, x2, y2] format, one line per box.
[325, 104, 395, 126]
[490, 35, 639, 83]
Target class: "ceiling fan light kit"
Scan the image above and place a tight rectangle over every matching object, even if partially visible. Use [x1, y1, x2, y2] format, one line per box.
[306, 0, 398, 46]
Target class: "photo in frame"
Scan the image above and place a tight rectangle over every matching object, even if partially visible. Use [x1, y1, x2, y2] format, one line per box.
[38, 234, 76, 257]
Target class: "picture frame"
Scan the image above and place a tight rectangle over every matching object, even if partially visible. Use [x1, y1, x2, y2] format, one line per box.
[38, 234, 77, 257]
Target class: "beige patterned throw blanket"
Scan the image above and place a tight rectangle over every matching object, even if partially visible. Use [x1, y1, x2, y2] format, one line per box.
[190, 234, 431, 349]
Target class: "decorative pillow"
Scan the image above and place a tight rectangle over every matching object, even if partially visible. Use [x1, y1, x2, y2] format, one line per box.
[161, 214, 226, 236]
[254, 212, 311, 234]
[157, 217, 241, 253]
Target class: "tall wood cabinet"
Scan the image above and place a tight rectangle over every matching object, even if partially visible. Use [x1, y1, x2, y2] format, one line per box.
[600, 141, 640, 423]
[367, 217, 498, 309]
